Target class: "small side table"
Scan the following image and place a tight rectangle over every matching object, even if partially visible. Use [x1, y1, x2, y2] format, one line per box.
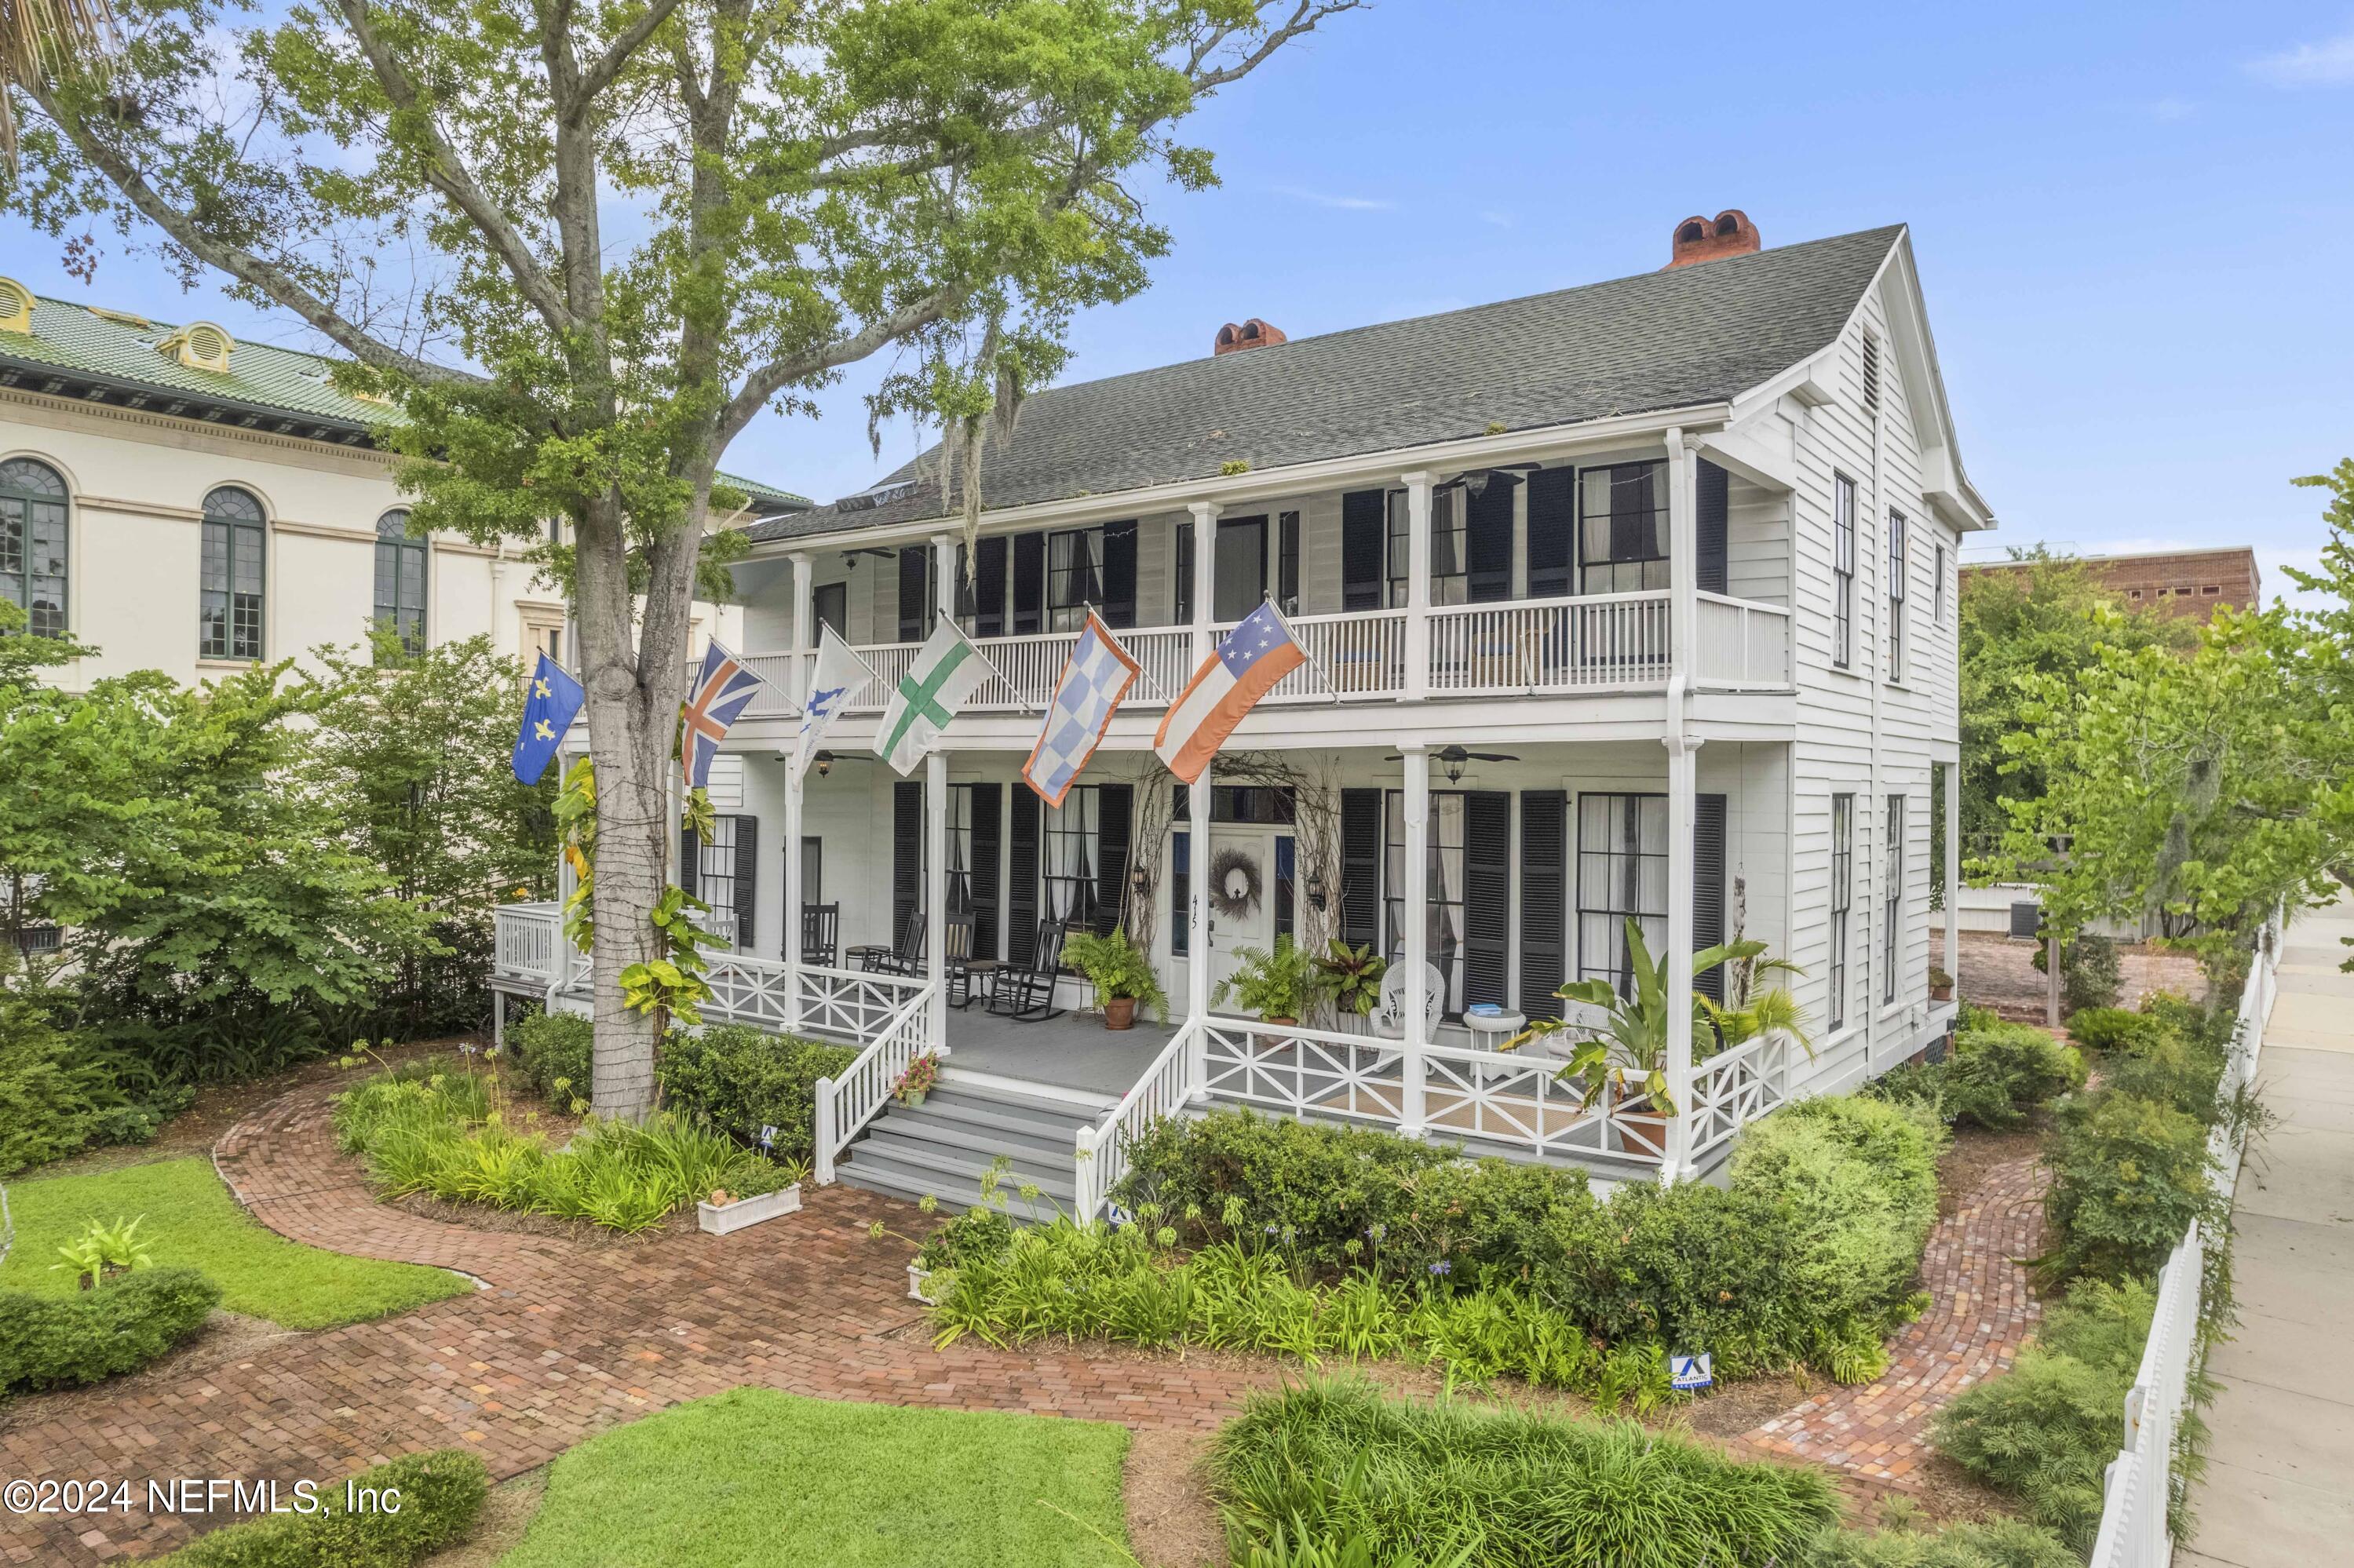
[956, 959, 1004, 1011]
[1462, 1009, 1527, 1084]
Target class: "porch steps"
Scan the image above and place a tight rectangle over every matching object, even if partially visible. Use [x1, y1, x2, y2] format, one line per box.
[835, 1081, 1098, 1216]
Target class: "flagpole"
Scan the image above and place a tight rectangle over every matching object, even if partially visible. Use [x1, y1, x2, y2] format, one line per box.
[1086, 600, 1172, 704]
[1267, 598, 1342, 705]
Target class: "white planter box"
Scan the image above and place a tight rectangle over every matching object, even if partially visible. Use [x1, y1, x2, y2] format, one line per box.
[697, 1183, 801, 1235]
[908, 1264, 937, 1304]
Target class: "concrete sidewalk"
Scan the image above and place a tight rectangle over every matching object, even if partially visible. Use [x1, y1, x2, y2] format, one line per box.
[2180, 890, 2354, 1568]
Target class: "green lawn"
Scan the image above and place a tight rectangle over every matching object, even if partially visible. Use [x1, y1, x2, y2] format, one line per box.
[497, 1388, 1133, 1568]
[0, 1157, 471, 1329]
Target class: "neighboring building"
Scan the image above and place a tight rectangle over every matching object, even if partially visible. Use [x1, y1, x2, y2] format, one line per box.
[498, 213, 1995, 1206]
[0, 275, 807, 688]
[1964, 546, 2261, 624]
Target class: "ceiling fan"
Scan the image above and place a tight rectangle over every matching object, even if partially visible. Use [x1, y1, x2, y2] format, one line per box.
[1436, 461, 1543, 498]
[1384, 743, 1521, 783]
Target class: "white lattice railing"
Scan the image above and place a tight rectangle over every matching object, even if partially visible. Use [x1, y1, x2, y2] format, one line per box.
[1426, 591, 1672, 694]
[493, 903, 564, 988]
[1693, 592, 1793, 690]
[2087, 909, 2280, 1568]
[1076, 1022, 1197, 1220]
[813, 984, 938, 1184]
[1687, 1030, 1795, 1161]
[794, 964, 929, 1041]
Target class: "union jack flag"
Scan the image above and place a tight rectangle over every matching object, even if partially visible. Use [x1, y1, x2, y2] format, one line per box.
[681, 640, 771, 789]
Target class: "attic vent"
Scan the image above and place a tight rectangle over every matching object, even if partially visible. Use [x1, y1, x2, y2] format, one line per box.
[88, 305, 152, 329]
[160, 321, 235, 373]
[1860, 329, 1882, 411]
[0, 278, 31, 335]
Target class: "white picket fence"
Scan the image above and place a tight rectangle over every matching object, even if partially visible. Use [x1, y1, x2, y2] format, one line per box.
[2086, 913, 2281, 1568]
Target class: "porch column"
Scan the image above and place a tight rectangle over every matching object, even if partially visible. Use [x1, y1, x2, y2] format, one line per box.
[782, 760, 805, 1028]
[1662, 731, 1699, 1183]
[1399, 742, 1429, 1136]
[1665, 428, 1698, 677]
[1943, 759, 1961, 1009]
[928, 531, 957, 1050]
[1188, 499, 1220, 665]
[787, 550, 815, 706]
[1186, 761, 1213, 1102]
[1401, 472, 1433, 702]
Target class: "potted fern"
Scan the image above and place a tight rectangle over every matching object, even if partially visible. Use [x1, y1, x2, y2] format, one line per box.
[1212, 934, 1328, 1026]
[1060, 928, 1168, 1030]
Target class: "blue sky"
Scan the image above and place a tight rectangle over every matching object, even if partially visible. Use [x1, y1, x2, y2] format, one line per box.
[8, 2, 2351, 604]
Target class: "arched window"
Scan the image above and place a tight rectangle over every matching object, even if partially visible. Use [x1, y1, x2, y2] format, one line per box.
[199, 486, 267, 660]
[0, 458, 68, 638]
[373, 509, 427, 659]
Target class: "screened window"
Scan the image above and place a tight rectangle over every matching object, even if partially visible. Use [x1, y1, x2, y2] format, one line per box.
[0, 457, 68, 638]
[1884, 794, 1905, 1005]
[1578, 461, 1670, 594]
[1576, 793, 1669, 997]
[200, 486, 267, 659]
[1830, 793, 1855, 1030]
[1384, 790, 1468, 1016]
[1047, 527, 1102, 631]
[1831, 474, 1857, 669]
[1043, 786, 1101, 929]
[1886, 510, 1908, 683]
[697, 815, 738, 934]
[374, 509, 428, 659]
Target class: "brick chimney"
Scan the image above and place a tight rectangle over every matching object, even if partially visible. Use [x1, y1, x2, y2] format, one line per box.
[1213, 318, 1286, 356]
[1666, 210, 1761, 269]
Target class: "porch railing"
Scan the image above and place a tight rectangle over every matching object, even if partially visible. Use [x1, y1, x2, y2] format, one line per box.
[795, 964, 929, 1041]
[493, 903, 564, 989]
[1075, 1020, 1197, 1220]
[1206, 609, 1408, 701]
[1686, 1031, 1795, 1162]
[1425, 592, 1672, 694]
[1693, 592, 1793, 690]
[812, 983, 938, 1184]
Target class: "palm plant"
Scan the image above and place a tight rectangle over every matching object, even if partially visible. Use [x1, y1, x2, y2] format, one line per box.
[2, 0, 116, 171]
[1505, 918, 1812, 1114]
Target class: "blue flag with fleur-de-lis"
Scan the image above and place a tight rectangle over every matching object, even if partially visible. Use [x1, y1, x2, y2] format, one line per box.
[512, 652, 586, 783]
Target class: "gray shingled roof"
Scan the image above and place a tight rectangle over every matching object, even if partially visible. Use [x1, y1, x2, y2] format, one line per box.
[750, 224, 1904, 543]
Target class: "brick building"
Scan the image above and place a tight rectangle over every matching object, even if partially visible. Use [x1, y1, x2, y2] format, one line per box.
[1965, 546, 2261, 623]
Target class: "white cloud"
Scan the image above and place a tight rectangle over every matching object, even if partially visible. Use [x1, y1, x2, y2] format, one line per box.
[2246, 30, 2354, 86]
[1478, 210, 1515, 228]
[1271, 184, 1395, 212]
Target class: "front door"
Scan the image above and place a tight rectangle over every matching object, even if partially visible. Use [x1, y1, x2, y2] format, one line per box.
[1205, 827, 1277, 997]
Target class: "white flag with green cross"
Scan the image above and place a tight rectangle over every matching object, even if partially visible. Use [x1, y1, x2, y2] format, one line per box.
[873, 620, 997, 775]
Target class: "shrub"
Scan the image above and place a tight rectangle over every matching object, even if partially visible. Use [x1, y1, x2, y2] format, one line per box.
[1947, 1023, 2084, 1129]
[2060, 931, 2121, 1013]
[2060, 1006, 2160, 1056]
[0, 1266, 220, 1391]
[1730, 1096, 1943, 1321]
[0, 983, 189, 1176]
[2044, 1091, 2221, 1283]
[2104, 1030, 2228, 1121]
[510, 1008, 592, 1103]
[1801, 1519, 2078, 1568]
[1209, 1377, 1838, 1568]
[162, 1449, 487, 1567]
[1932, 1279, 2155, 1551]
[655, 1025, 856, 1164]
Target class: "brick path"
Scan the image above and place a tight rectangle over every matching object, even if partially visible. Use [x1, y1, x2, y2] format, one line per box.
[1741, 1151, 2048, 1486]
[1, 1083, 1276, 1565]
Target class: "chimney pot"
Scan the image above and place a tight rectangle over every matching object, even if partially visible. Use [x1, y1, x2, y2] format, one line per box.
[1213, 317, 1286, 356]
[1666, 210, 1761, 269]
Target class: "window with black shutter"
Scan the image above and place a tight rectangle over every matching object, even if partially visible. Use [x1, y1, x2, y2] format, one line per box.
[1008, 788, 1040, 965]
[896, 547, 931, 642]
[968, 782, 1002, 958]
[1696, 459, 1729, 596]
[1173, 520, 1195, 623]
[732, 815, 759, 948]
[1341, 490, 1385, 611]
[1519, 790, 1567, 1019]
[679, 825, 699, 900]
[1011, 531, 1046, 635]
[1465, 482, 1513, 603]
[1693, 794, 1727, 1004]
[1462, 793, 1511, 1011]
[1101, 520, 1139, 629]
[1579, 462, 1670, 594]
[892, 780, 922, 939]
[1525, 469, 1575, 599]
[1047, 526, 1104, 631]
[973, 537, 1008, 638]
[1339, 789, 1381, 949]
[1276, 512, 1300, 614]
[1577, 793, 1668, 996]
[1094, 783, 1133, 935]
[1383, 790, 1472, 1016]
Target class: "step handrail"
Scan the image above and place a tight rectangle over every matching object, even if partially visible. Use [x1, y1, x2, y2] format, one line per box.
[812, 983, 937, 1185]
[1075, 1020, 1198, 1221]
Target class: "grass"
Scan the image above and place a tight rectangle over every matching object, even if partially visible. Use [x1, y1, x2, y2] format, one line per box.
[495, 1387, 1133, 1568]
[0, 1156, 470, 1329]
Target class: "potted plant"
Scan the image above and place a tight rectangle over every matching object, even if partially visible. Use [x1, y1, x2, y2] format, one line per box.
[893, 1052, 940, 1107]
[1929, 965, 1954, 1002]
[1315, 940, 1388, 1024]
[1212, 934, 1328, 1026]
[696, 1175, 804, 1235]
[1060, 928, 1169, 1030]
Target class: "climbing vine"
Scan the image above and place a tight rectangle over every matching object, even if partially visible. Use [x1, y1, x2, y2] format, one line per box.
[552, 758, 727, 1027]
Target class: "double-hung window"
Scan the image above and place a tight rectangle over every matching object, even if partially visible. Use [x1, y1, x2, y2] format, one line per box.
[1385, 489, 1466, 607]
[374, 509, 428, 660]
[0, 457, 68, 638]
[1384, 790, 1469, 1016]
[1883, 794, 1905, 1005]
[695, 816, 738, 935]
[200, 486, 267, 660]
[1830, 793, 1855, 1030]
[1046, 527, 1103, 631]
[1042, 786, 1101, 931]
[1576, 793, 1670, 999]
[1831, 475, 1857, 669]
[1578, 461, 1670, 594]
[1886, 510, 1908, 682]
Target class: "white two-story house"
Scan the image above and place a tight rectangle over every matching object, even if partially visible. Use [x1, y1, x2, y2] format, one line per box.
[496, 212, 1993, 1209]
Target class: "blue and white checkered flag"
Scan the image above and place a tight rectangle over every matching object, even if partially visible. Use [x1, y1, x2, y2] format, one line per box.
[1022, 611, 1141, 807]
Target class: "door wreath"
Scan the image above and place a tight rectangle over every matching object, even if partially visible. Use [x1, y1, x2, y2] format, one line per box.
[1208, 845, 1262, 921]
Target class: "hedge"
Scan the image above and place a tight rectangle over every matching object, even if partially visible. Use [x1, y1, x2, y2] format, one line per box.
[0, 1266, 219, 1392]
[162, 1449, 487, 1567]
[655, 1025, 856, 1164]
[509, 1008, 591, 1103]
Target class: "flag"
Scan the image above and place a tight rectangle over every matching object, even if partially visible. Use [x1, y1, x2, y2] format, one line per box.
[794, 625, 877, 780]
[1023, 611, 1141, 808]
[1153, 600, 1308, 784]
[512, 652, 586, 784]
[874, 620, 995, 775]
[680, 640, 772, 790]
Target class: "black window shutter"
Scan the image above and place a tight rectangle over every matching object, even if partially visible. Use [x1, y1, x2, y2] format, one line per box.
[1519, 790, 1568, 1019]
[1526, 469, 1575, 599]
[1011, 531, 1046, 635]
[679, 826, 700, 900]
[1694, 793, 1728, 1005]
[896, 547, 929, 641]
[733, 815, 758, 947]
[1008, 787, 1040, 965]
[1173, 521, 1194, 623]
[973, 536, 1007, 637]
[892, 780, 922, 939]
[1277, 511, 1300, 613]
[1466, 483, 1514, 602]
[969, 782, 1002, 960]
[1463, 793, 1512, 1010]
[1340, 788, 1382, 949]
[1341, 490, 1385, 611]
[1697, 459, 1730, 596]
[1094, 783, 1133, 936]
[1100, 521, 1139, 629]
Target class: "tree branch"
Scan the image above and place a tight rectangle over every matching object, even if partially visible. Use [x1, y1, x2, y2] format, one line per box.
[572, 0, 693, 110]
[1188, 2, 1363, 93]
[716, 281, 971, 450]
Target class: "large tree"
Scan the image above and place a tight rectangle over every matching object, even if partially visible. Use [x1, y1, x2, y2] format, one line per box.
[5, 0, 1359, 1115]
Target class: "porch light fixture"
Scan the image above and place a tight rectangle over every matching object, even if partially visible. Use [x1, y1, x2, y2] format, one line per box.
[813, 749, 835, 778]
[1130, 862, 1151, 896]
[1306, 870, 1327, 913]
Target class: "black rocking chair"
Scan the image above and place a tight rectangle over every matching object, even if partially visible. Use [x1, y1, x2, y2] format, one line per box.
[799, 903, 841, 968]
[986, 918, 1069, 1021]
[849, 909, 925, 976]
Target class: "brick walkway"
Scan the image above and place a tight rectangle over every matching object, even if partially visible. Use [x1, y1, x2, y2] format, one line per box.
[1, 1083, 1276, 1565]
[1741, 1151, 2048, 1486]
